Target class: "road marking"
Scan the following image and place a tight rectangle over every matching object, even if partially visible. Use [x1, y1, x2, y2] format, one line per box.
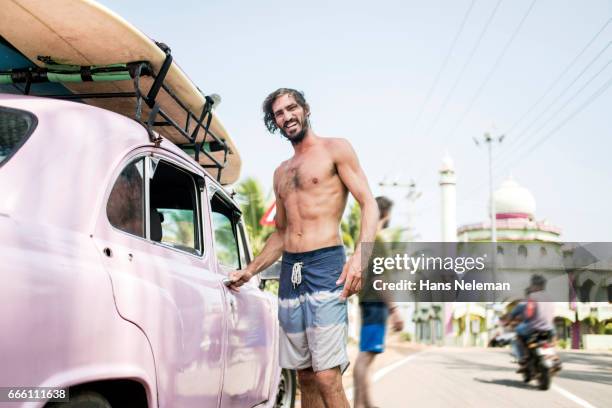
[552, 384, 598, 408]
[346, 351, 425, 402]
[372, 352, 425, 382]
[346, 351, 598, 408]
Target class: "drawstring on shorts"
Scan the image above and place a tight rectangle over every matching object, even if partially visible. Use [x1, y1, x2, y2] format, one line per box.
[291, 262, 303, 289]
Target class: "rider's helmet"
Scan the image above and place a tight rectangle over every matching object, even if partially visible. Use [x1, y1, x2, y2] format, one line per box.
[529, 274, 546, 291]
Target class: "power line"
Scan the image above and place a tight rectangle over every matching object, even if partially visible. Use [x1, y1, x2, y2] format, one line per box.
[414, 0, 534, 184]
[412, 62, 611, 218]
[500, 18, 611, 140]
[407, 0, 476, 135]
[442, 0, 538, 146]
[417, 7, 608, 197]
[510, 60, 611, 160]
[496, 55, 612, 170]
[497, 40, 612, 161]
[460, 73, 612, 201]
[387, 4, 609, 216]
[379, 180, 422, 241]
[422, 0, 504, 140]
[498, 74, 612, 171]
[384, 0, 476, 180]
[485, 18, 612, 178]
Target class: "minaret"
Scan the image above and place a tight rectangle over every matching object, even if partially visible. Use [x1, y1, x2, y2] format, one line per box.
[439, 152, 457, 242]
[439, 153, 457, 343]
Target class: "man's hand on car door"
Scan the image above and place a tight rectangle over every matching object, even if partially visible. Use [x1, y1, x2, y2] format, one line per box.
[227, 269, 253, 292]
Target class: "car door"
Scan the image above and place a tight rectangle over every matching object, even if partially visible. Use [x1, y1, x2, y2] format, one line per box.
[207, 182, 277, 407]
[93, 151, 227, 407]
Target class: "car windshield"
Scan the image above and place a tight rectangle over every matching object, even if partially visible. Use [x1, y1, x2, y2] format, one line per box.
[0, 107, 36, 166]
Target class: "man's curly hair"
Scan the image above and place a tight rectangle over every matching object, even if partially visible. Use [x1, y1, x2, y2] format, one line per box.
[262, 88, 310, 134]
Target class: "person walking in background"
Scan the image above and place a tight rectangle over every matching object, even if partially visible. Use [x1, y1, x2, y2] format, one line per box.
[353, 196, 404, 408]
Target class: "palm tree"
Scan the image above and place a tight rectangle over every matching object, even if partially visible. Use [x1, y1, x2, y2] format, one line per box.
[341, 199, 406, 251]
[235, 177, 274, 256]
[235, 177, 278, 293]
[341, 200, 361, 252]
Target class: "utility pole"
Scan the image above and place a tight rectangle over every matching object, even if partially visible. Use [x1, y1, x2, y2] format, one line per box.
[473, 132, 504, 242]
[378, 179, 421, 339]
[378, 179, 422, 241]
[439, 153, 457, 242]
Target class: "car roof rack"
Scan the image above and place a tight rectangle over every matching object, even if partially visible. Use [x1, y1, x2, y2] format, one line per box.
[0, 42, 229, 183]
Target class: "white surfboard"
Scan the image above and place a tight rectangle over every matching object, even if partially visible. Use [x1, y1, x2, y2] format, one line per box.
[1, 0, 241, 184]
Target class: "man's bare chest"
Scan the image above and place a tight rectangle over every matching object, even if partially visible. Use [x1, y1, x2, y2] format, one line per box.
[278, 158, 338, 196]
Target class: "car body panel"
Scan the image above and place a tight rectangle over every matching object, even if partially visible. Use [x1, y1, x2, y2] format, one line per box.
[0, 94, 283, 407]
[203, 181, 279, 407]
[0, 216, 157, 408]
[92, 149, 226, 407]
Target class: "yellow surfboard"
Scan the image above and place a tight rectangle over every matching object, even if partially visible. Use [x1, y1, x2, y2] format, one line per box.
[1, 0, 241, 185]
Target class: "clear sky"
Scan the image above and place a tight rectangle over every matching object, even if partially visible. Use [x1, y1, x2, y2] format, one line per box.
[100, 0, 612, 242]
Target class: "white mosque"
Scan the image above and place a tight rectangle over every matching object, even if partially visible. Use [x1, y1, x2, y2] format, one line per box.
[411, 155, 611, 350]
[457, 176, 562, 243]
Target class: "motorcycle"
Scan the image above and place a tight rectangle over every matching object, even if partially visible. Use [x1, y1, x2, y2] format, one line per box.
[519, 330, 562, 390]
[491, 322, 562, 390]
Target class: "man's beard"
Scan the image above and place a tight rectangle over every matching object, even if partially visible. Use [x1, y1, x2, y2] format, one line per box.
[280, 118, 309, 145]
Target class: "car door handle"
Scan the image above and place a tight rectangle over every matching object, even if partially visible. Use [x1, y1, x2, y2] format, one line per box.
[228, 294, 237, 322]
[221, 278, 238, 318]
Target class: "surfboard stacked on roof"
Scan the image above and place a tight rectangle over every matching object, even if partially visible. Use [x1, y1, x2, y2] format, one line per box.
[0, 0, 241, 185]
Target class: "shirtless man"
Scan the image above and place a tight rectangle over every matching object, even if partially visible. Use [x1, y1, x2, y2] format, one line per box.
[229, 88, 378, 407]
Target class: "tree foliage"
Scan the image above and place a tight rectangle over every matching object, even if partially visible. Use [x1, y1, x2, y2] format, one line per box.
[341, 200, 361, 252]
[235, 177, 274, 257]
[340, 200, 406, 251]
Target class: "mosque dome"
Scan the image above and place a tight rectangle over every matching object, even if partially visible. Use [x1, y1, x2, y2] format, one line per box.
[492, 176, 536, 219]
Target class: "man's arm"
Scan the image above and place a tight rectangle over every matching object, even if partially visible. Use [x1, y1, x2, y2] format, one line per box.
[372, 225, 404, 331]
[378, 266, 404, 331]
[332, 139, 379, 300]
[379, 289, 404, 331]
[228, 168, 287, 291]
[509, 302, 526, 319]
[502, 302, 526, 327]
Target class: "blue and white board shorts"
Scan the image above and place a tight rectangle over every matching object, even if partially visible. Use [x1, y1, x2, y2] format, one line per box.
[278, 245, 349, 373]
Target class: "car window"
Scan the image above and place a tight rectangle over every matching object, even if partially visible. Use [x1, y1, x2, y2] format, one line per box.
[211, 193, 242, 269]
[0, 107, 37, 166]
[237, 223, 250, 266]
[107, 158, 145, 237]
[212, 212, 240, 269]
[149, 160, 201, 254]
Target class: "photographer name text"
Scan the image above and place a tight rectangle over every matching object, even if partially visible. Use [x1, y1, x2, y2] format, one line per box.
[372, 279, 511, 292]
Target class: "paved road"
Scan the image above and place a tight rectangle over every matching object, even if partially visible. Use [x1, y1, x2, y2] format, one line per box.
[364, 347, 611, 408]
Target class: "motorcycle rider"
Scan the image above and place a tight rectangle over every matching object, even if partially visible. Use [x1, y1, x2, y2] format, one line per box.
[507, 274, 555, 372]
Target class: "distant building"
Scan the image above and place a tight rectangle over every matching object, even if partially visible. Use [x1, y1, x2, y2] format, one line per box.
[457, 176, 561, 243]
[413, 159, 611, 349]
[440, 152, 457, 242]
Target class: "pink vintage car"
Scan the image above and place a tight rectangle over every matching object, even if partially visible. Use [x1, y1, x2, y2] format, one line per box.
[0, 94, 295, 408]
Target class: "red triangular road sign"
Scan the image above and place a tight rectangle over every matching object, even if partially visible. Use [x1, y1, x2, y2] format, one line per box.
[260, 201, 276, 226]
